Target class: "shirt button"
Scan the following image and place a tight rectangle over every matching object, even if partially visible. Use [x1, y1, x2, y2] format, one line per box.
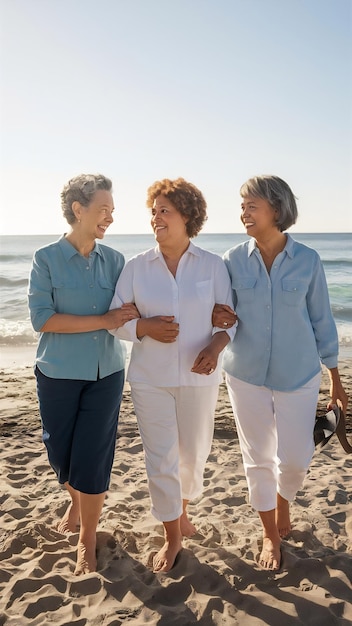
[93, 305, 97, 310]
[90, 285, 93, 288]
[93, 336, 97, 340]
[266, 305, 270, 309]
[86, 266, 89, 270]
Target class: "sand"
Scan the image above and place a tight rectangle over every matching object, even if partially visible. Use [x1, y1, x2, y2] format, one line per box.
[0, 347, 351, 625]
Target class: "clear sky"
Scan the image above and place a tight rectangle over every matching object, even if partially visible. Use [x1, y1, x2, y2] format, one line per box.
[1, 0, 351, 235]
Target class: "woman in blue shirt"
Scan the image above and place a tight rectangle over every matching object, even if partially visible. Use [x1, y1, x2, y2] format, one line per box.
[28, 173, 139, 575]
[214, 175, 348, 571]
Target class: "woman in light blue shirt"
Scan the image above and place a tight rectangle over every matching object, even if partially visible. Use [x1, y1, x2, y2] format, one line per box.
[214, 175, 348, 572]
[28, 173, 139, 575]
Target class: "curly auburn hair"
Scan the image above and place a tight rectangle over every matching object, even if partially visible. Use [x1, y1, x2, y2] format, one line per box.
[146, 177, 207, 238]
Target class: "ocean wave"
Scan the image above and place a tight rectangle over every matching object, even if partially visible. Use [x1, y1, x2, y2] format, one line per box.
[0, 318, 351, 353]
[0, 319, 38, 346]
[331, 305, 352, 322]
[321, 258, 352, 267]
[0, 277, 28, 287]
[0, 254, 33, 263]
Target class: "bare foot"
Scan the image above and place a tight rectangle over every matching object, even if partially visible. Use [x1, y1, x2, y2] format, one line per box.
[74, 539, 97, 575]
[259, 536, 281, 571]
[153, 539, 182, 573]
[180, 511, 197, 537]
[57, 502, 80, 534]
[276, 495, 291, 538]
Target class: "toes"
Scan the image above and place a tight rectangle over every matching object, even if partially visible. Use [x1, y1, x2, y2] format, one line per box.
[153, 558, 166, 573]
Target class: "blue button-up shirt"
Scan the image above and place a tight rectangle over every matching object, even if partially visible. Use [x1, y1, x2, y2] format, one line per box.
[28, 236, 125, 380]
[222, 234, 339, 391]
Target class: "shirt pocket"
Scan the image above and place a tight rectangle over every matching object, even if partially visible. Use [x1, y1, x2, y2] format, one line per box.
[232, 277, 257, 303]
[51, 275, 78, 312]
[97, 276, 116, 310]
[281, 279, 308, 306]
[98, 276, 116, 292]
[51, 275, 77, 289]
[195, 280, 212, 303]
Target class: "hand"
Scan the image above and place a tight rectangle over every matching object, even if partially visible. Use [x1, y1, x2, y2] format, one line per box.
[103, 303, 140, 330]
[121, 302, 140, 319]
[137, 316, 179, 343]
[327, 369, 349, 416]
[191, 345, 219, 376]
[327, 368, 351, 453]
[212, 303, 237, 329]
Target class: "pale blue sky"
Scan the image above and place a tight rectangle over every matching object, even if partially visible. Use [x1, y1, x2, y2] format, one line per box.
[1, 0, 351, 235]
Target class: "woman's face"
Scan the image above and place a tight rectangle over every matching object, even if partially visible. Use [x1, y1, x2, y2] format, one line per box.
[78, 190, 114, 239]
[240, 195, 278, 238]
[150, 194, 188, 245]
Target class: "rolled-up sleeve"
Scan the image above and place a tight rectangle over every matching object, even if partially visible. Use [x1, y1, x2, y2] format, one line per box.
[212, 256, 237, 341]
[306, 254, 338, 368]
[28, 250, 57, 331]
[109, 260, 140, 342]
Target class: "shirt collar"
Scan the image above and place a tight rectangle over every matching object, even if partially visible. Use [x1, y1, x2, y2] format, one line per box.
[58, 235, 103, 260]
[248, 233, 295, 259]
[150, 239, 200, 260]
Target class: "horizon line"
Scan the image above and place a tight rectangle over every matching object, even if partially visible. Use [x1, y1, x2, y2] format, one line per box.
[1, 231, 351, 237]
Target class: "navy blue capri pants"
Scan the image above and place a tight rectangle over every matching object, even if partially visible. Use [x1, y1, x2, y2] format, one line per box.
[35, 367, 124, 494]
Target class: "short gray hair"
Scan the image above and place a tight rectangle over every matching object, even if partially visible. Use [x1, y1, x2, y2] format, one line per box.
[240, 175, 298, 231]
[61, 174, 113, 225]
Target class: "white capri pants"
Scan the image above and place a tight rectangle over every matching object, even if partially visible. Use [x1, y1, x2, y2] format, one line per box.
[131, 383, 219, 522]
[225, 372, 321, 512]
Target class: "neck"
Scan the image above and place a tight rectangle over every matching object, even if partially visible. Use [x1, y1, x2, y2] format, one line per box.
[255, 231, 286, 256]
[159, 238, 190, 276]
[65, 231, 95, 257]
[255, 231, 287, 273]
[159, 238, 190, 261]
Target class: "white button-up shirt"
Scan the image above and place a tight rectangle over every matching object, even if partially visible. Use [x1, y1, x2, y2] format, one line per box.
[109, 241, 236, 387]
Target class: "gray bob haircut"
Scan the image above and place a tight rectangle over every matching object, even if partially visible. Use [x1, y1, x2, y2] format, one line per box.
[240, 175, 298, 232]
[61, 173, 113, 225]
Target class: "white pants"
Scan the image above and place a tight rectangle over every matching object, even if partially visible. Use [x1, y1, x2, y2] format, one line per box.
[131, 384, 219, 522]
[225, 372, 321, 512]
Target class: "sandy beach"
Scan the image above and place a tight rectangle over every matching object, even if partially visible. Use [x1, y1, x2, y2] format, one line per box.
[0, 347, 351, 625]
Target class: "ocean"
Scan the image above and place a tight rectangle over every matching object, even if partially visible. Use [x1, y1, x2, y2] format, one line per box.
[0, 233, 351, 356]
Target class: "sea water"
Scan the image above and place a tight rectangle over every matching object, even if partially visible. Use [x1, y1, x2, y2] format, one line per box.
[0, 233, 351, 355]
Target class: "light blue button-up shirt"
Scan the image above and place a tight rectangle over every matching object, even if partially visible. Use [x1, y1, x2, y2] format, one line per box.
[28, 236, 126, 380]
[222, 234, 339, 391]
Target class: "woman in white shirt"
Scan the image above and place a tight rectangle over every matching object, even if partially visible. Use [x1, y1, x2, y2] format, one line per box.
[109, 178, 236, 572]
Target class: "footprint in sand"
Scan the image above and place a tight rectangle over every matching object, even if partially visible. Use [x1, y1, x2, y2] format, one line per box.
[345, 512, 352, 549]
